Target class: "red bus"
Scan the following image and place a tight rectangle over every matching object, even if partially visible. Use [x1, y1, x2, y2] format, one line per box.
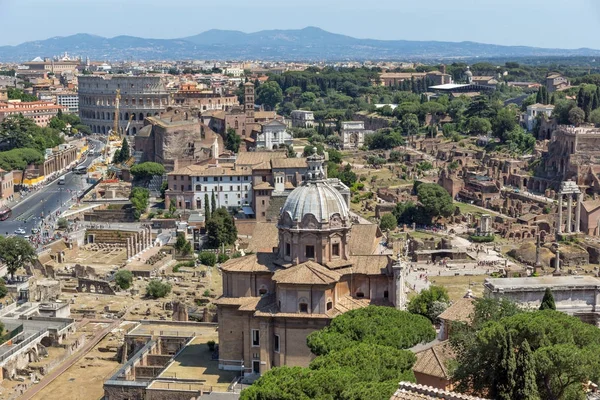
[0, 208, 11, 221]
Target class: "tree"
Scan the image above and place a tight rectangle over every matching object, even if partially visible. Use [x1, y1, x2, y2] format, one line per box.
[467, 117, 492, 135]
[115, 270, 134, 290]
[174, 233, 192, 256]
[204, 193, 210, 219]
[401, 113, 419, 137]
[307, 306, 435, 356]
[407, 285, 450, 322]
[539, 287, 556, 310]
[211, 190, 217, 215]
[130, 162, 165, 181]
[206, 208, 237, 248]
[146, 279, 172, 298]
[492, 107, 517, 140]
[590, 108, 600, 126]
[379, 213, 397, 231]
[451, 310, 600, 400]
[0, 236, 36, 280]
[120, 138, 130, 161]
[57, 217, 68, 230]
[225, 127, 241, 153]
[515, 340, 540, 400]
[497, 332, 517, 400]
[199, 252, 217, 267]
[256, 81, 283, 110]
[129, 187, 149, 220]
[0, 279, 7, 299]
[112, 149, 122, 165]
[417, 183, 455, 220]
[568, 106, 585, 126]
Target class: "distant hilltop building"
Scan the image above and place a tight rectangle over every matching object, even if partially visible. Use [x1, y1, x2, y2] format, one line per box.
[20, 55, 81, 75]
[546, 73, 570, 93]
[78, 75, 172, 135]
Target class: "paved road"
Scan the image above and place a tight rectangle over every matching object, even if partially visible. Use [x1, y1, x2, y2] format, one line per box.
[0, 139, 104, 237]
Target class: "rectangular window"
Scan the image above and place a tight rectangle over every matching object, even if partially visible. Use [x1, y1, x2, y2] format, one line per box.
[252, 329, 260, 346]
[299, 303, 309, 313]
[203, 177, 208, 182]
[305, 245, 315, 259]
[285, 242, 291, 256]
[274, 334, 280, 353]
[332, 243, 340, 257]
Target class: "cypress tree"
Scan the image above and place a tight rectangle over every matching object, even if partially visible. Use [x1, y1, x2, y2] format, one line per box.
[550, 93, 556, 105]
[515, 339, 540, 400]
[120, 138, 130, 162]
[536, 88, 543, 104]
[497, 332, 517, 400]
[593, 92, 599, 111]
[211, 190, 217, 214]
[204, 193, 210, 219]
[577, 87, 585, 108]
[539, 287, 556, 310]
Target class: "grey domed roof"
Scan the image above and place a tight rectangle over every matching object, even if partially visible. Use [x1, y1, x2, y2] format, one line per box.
[281, 180, 349, 223]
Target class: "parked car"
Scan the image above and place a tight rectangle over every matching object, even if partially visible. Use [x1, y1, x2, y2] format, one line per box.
[14, 228, 26, 235]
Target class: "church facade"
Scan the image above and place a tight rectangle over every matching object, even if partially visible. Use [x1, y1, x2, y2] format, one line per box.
[216, 154, 407, 376]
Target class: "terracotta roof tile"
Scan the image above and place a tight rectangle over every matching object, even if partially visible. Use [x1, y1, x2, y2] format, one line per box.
[348, 224, 381, 255]
[220, 252, 277, 273]
[272, 260, 340, 285]
[413, 342, 455, 380]
[246, 223, 279, 253]
[390, 382, 489, 400]
[437, 297, 475, 323]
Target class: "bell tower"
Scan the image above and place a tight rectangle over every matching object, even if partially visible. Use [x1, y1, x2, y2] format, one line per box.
[244, 82, 255, 123]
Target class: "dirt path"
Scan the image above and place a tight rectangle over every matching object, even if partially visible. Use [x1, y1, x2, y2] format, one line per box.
[20, 320, 120, 400]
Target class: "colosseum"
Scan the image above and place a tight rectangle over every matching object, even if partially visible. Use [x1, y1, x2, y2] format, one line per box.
[78, 75, 172, 135]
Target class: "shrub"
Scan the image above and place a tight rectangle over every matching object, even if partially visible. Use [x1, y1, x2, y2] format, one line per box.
[207, 340, 216, 352]
[114, 270, 134, 290]
[217, 253, 229, 264]
[469, 235, 495, 243]
[199, 252, 217, 267]
[203, 289, 211, 297]
[146, 280, 172, 298]
[57, 218, 68, 230]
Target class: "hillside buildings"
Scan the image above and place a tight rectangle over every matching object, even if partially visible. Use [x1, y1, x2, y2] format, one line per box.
[0, 100, 67, 127]
[525, 103, 554, 131]
[290, 110, 315, 128]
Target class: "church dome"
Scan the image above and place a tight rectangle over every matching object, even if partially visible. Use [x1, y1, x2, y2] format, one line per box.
[280, 154, 349, 225]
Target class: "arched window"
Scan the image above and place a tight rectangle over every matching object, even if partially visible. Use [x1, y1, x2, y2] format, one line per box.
[195, 185, 201, 191]
[326, 298, 333, 311]
[298, 298, 309, 313]
[139, 113, 144, 121]
[235, 120, 239, 129]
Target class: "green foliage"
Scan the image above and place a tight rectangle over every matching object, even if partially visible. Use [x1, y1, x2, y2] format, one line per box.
[327, 163, 357, 187]
[364, 129, 404, 150]
[379, 213, 397, 231]
[503, 126, 535, 154]
[130, 162, 165, 181]
[217, 253, 229, 264]
[417, 183, 455, 221]
[0, 148, 43, 172]
[469, 234, 495, 243]
[256, 81, 283, 110]
[174, 233, 192, 256]
[129, 187, 149, 220]
[407, 286, 450, 322]
[568, 106, 585, 125]
[145, 279, 172, 298]
[115, 270, 134, 290]
[0, 115, 64, 153]
[199, 252, 217, 267]
[539, 288, 556, 310]
[0, 279, 7, 299]
[388, 150, 403, 162]
[57, 217, 68, 230]
[451, 308, 600, 400]
[0, 236, 37, 279]
[206, 208, 237, 248]
[367, 155, 386, 167]
[120, 138, 130, 160]
[307, 306, 435, 356]
[467, 117, 492, 135]
[6, 87, 37, 102]
[207, 340, 216, 352]
[327, 149, 343, 164]
[225, 127, 241, 153]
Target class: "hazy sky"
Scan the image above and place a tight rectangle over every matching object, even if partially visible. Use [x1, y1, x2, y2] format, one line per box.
[1, 0, 600, 48]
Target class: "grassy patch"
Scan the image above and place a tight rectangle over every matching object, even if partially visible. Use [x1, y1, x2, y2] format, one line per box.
[428, 275, 488, 302]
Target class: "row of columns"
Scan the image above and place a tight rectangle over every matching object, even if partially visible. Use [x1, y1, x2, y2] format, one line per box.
[126, 225, 153, 259]
[557, 192, 582, 234]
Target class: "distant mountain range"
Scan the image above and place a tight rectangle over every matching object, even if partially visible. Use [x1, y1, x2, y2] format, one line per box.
[1, 27, 600, 62]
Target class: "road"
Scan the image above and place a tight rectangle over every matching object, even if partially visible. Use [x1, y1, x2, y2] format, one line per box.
[0, 138, 104, 237]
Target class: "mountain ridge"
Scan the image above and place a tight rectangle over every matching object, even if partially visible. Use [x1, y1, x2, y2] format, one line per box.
[1, 27, 599, 62]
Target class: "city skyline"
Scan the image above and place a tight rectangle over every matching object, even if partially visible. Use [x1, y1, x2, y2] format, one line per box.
[1, 0, 600, 49]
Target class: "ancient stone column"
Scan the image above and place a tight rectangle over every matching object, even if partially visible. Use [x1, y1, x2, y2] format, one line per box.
[567, 195, 573, 233]
[126, 237, 132, 259]
[576, 193, 582, 233]
[557, 195, 563, 234]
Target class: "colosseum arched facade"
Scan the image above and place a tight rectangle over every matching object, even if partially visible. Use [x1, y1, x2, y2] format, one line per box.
[78, 75, 172, 135]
